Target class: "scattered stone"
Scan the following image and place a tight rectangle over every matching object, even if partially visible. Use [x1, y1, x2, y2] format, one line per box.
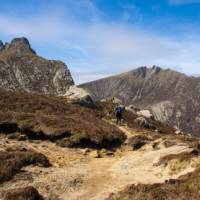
[82, 148, 91, 155]
[152, 142, 160, 150]
[99, 149, 115, 157]
[7, 132, 20, 139]
[190, 149, 199, 156]
[18, 134, 27, 141]
[163, 140, 177, 148]
[89, 150, 102, 158]
[175, 130, 181, 135]
[165, 179, 176, 184]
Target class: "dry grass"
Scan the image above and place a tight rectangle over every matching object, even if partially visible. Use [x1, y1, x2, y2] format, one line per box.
[158, 150, 199, 167]
[3, 186, 44, 200]
[0, 148, 51, 184]
[0, 88, 125, 148]
[107, 178, 200, 200]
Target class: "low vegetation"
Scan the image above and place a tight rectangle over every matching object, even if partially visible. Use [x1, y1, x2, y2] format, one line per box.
[0, 88, 125, 148]
[3, 187, 44, 200]
[107, 166, 200, 200]
[0, 148, 51, 183]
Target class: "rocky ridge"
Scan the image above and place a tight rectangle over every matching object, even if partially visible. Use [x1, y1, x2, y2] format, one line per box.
[0, 37, 74, 95]
[80, 66, 200, 136]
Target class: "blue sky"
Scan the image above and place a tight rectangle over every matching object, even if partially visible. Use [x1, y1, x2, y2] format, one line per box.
[1, 0, 200, 83]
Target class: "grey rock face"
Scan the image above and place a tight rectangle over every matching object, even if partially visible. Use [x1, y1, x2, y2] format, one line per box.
[80, 66, 200, 136]
[8, 37, 36, 54]
[0, 37, 74, 95]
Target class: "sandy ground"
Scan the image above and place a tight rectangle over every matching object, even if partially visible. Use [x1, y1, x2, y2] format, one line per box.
[0, 126, 196, 200]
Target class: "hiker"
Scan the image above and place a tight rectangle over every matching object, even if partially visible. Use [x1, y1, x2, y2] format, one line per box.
[115, 105, 125, 125]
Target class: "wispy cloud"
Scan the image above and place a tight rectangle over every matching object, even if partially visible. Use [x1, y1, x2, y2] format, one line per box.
[169, 0, 200, 5]
[0, 0, 200, 83]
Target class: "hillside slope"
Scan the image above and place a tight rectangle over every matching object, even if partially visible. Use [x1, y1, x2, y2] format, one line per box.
[80, 66, 200, 136]
[0, 91, 199, 200]
[0, 38, 200, 199]
[0, 37, 74, 95]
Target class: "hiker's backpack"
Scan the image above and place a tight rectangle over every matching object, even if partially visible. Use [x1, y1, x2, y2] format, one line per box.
[116, 107, 123, 114]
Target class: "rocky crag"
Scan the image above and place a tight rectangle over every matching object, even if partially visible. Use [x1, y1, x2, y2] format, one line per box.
[0, 37, 74, 95]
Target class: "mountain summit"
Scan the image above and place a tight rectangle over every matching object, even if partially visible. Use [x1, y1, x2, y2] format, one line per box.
[131, 65, 162, 79]
[0, 37, 74, 95]
[6, 37, 36, 54]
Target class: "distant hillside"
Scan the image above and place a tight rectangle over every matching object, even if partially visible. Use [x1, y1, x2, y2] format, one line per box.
[80, 66, 200, 136]
[0, 37, 74, 95]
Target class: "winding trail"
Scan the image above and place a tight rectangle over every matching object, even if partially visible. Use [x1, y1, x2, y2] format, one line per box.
[61, 126, 194, 200]
[0, 126, 195, 200]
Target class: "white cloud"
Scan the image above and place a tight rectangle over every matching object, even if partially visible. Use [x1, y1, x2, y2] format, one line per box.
[169, 0, 200, 4]
[0, 0, 200, 84]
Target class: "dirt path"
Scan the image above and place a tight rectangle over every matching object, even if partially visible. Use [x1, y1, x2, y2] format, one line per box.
[60, 126, 194, 200]
[0, 126, 195, 200]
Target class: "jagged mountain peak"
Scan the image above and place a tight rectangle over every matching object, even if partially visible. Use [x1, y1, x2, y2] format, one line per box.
[0, 37, 74, 95]
[1, 37, 36, 55]
[131, 65, 162, 79]
[11, 37, 30, 46]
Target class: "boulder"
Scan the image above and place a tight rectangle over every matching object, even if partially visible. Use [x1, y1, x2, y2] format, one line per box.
[126, 105, 140, 113]
[64, 85, 95, 107]
[137, 110, 154, 119]
[135, 117, 156, 129]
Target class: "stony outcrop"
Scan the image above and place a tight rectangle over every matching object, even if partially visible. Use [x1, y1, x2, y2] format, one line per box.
[80, 66, 200, 136]
[0, 37, 74, 95]
[135, 117, 156, 130]
[64, 85, 94, 107]
[136, 110, 154, 119]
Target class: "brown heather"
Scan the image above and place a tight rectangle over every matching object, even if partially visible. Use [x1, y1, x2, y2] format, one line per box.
[0, 88, 126, 148]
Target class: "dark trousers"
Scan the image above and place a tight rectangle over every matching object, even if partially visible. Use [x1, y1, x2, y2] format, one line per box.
[116, 113, 122, 125]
